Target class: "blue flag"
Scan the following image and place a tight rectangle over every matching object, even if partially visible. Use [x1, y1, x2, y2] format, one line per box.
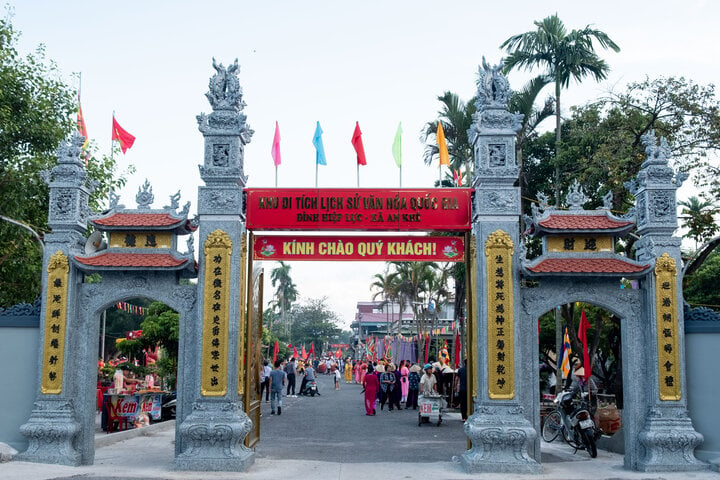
[313, 121, 327, 166]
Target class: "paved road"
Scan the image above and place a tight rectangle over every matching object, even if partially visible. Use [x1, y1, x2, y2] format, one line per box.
[256, 373, 468, 463]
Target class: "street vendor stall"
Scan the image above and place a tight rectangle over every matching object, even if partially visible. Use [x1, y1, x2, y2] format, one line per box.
[102, 390, 164, 432]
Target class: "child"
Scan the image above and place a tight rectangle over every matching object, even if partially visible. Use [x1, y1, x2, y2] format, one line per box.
[334, 366, 341, 390]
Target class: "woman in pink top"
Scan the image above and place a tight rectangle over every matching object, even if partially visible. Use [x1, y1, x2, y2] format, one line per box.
[399, 360, 409, 403]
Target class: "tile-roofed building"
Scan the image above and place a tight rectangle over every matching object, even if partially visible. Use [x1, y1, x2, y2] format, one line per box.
[522, 180, 650, 278]
[73, 180, 197, 276]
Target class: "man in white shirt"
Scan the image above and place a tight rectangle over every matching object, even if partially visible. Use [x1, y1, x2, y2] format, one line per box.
[420, 363, 437, 396]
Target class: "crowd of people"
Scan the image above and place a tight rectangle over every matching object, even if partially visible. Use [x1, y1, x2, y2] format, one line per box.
[259, 354, 468, 421]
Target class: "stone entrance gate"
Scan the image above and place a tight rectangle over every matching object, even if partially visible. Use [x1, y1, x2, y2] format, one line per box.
[17, 57, 707, 473]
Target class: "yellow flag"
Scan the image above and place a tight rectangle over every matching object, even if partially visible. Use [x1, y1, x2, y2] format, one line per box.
[437, 123, 450, 166]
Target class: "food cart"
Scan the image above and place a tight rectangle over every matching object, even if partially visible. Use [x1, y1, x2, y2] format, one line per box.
[102, 390, 164, 432]
[418, 393, 443, 426]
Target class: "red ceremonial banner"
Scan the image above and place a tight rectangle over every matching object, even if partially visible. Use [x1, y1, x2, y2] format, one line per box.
[245, 188, 472, 231]
[253, 235, 465, 262]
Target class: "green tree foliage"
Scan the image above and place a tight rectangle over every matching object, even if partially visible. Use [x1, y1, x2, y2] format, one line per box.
[501, 13, 620, 204]
[678, 197, 719, 248]
[289, 297, 341, 355]
[0, 14, 127, 306]
[684, 250, 720, 311]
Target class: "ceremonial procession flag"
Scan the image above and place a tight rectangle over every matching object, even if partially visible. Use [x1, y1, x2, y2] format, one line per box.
[77, 97, 89, 153]
[454, 327, 461, 368]
[351, 122, 366, 165]
[313, 122, 326, 165]
[308, 341, 316, 359]
[437, 122, 450, 166]
[578, 309, 591, 380]
[271, 121, 281, 166]
[273, 340, 279, 363]
[392, 121, 403, 187]
[560, 326, 572, 379]
[111, 115, 135, 154]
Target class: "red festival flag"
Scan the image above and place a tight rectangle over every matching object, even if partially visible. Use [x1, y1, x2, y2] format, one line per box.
[309, 341, 316, 358]
[77, 99, 89, 151]
[273, 340, 279, 363]
[111, 115, 136, 154]
[271, 121, 281, 166]
[302, 345, 308, 360]
[351, 121, 367, 166]
[293, 346, 299, 359]
[578, 309, 591, 380]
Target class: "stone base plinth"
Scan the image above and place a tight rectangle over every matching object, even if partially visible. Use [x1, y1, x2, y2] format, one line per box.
[637, 409, 708, 472]
[175, 400, 254, 472]
[17, 400, 81, 466]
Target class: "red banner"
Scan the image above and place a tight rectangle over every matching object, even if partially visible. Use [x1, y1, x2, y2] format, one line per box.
[245, 188, 472, 231]
[253, 235, 464, 262]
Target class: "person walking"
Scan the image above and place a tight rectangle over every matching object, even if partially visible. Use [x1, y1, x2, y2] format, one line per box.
[390, 363, 403, 410]
[456, 359, 468, 421]
[344, 359, 353, 383]
[407, 363, 421, 409]
[269, 360, 285, 415]
[334, 366, 341, 390]
[260, 360, 272, 402]
[284, 357, 297, 397]
[362, 364, 379, 415]
[379, 364, 396, 411]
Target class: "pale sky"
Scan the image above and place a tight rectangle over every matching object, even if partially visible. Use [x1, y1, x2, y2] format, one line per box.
[13, 0, 720, 328]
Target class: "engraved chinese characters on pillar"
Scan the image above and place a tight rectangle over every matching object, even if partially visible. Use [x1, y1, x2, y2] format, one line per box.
[655, 253, 681, 401]
[41, 251, 70, 394]
[201, 230, 232, 396]
[485, 230, 514, 399]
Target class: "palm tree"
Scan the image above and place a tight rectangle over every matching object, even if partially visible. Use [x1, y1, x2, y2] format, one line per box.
[270, 261, 298, 338]
[678, 196, 720, 250]
[421, 91, 477, 185]
[501, 13, 620, 203]
[370, 269, 401, 334]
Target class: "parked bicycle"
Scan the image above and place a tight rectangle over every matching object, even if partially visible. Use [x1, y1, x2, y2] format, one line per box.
[542, 389, 599, 458]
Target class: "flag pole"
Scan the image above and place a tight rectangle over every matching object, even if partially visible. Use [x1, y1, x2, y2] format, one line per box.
[275, 165, 278, 188]
[110, 109, 115, 163]
[315, 162, 318, 188]
[399, 165, 402, 188]
[357, 164, 360, 188]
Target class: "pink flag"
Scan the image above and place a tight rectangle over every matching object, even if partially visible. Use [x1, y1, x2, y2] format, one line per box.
[271, 121, 281, 166]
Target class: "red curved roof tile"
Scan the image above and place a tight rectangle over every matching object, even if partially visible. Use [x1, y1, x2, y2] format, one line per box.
[538, 214, 633, 231]
[93, 213, 183, 228]
[75, 252, 188, 268]
[527, 257, 649, 274]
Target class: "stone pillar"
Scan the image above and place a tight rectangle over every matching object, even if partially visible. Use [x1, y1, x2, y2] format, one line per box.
[17, 134, 93, 465]
[175, 58, 255, 471]
[457, 58, 540, 474]
[627, 131, 706, 471]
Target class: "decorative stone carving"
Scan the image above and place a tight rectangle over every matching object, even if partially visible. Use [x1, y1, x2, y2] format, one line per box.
[638, 410, 706, 471]
[477, 57, 511, 108]
[165, 191, 181, 210]
[206, 58, 243, 112]
[457, 407, 540, 473]
[175, 401, 254, 471]
[136, 180, 154, 209]
[17, 400, 81, 466]
[565, 179, 588, 210]
[108, 190, 123, 210]
[172, 286, 196, 313]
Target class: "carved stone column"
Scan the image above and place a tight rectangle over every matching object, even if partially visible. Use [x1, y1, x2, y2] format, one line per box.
[175, 58, 255, 471]
[17, 134, 92, 465]
[457, 58, 540, 473]
[627, 131, 706, 471]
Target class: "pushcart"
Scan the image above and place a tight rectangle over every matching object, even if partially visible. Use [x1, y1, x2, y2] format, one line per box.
[418, 394, 443, 426]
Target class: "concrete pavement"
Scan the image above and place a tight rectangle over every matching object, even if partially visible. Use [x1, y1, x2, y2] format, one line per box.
[2, 374, 719, 479]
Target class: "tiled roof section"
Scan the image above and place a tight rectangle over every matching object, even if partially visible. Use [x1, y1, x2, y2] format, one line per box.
[75, 252, 188, 268]
[527, 257, 649, 275]
[93, 213, 183, 228]
[538, 214, 633, 231]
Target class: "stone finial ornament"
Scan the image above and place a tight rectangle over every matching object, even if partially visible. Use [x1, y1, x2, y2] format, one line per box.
[136, 180, 154, 209]
[477, 56, 511, 108]
[206, 58, 243, 111]
[565, 179, 588, 210]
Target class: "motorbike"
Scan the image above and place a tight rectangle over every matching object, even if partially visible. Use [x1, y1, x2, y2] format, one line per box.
[300, 379, 318, 397]
[543, 389, 598, 458]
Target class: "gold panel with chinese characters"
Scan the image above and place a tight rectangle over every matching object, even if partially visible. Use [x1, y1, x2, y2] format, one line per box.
[237, 234, 247, 396]
[655, 253, 681, 401]
[201, 230, 232, 396]
[547, 236, 612, 253]
[485, 230, 514, 399]
[41, 251, 69, 394]
[109, 231, 172, 249]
